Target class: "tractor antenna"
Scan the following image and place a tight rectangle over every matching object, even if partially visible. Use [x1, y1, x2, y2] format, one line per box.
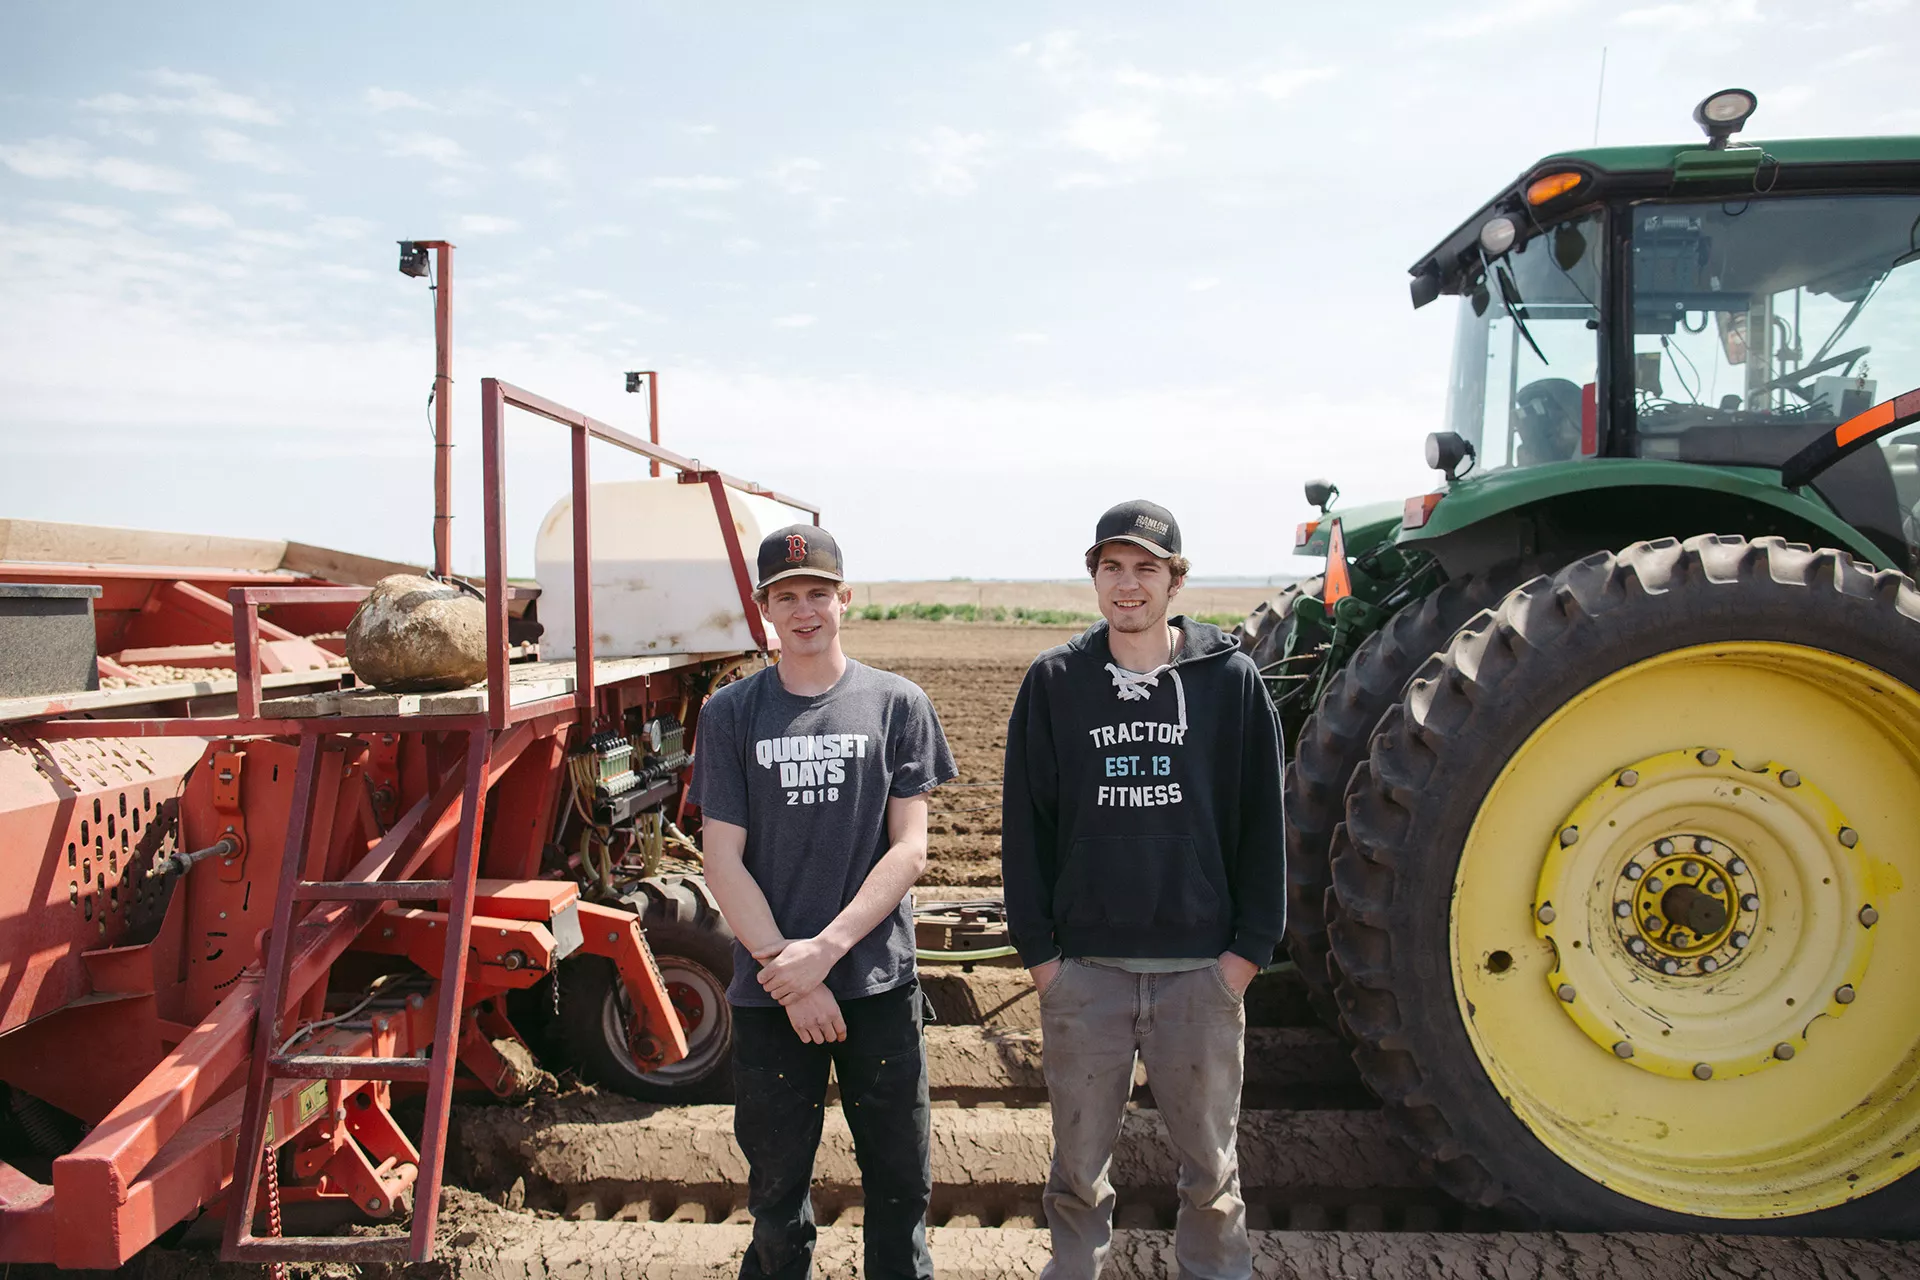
[1592, 47, 1608, 145]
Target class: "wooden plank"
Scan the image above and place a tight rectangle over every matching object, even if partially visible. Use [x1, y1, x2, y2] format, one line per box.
[0, 519, 287, 572]
[276, 542, 429, 588]
[0, 668, 345, 725]
[258, 652, 743, 720]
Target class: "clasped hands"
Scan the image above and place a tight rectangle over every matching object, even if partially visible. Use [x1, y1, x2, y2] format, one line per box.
[750, 935, 848, 1044]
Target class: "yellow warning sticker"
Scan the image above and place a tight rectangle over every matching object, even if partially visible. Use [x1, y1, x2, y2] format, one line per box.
[297, 1080, 329, 1124]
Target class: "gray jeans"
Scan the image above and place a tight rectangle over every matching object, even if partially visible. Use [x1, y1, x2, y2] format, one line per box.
[1038, 959, 1249, 1280]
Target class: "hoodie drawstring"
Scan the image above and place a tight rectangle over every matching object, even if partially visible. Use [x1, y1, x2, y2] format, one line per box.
[1104, 663, 1189, 731]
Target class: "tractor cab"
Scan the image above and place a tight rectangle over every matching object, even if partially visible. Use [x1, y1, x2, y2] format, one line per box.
[1410, 90, 1920, 570]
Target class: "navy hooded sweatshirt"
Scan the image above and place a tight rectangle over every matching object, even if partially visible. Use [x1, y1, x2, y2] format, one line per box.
[1000, 616, 1287, 969]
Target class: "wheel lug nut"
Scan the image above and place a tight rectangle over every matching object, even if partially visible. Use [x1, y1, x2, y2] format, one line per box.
[1628, 938, 1648, 955]
[1775, 1042, 1795, 1061]
[1683, 860, 1701, 877]
[1694, 837, 1714, 854]
[1731, 932, 1750, 949]
[1860, 905, 1879, 927]
[1618, 769, 1639, 787]
[1699, 749, 1720, 766]
[1557, 984, 1576, 1002]
[1836, 984, 1856, 1004]
[1660, 959, 1681, 975]
[1741, 894, 1760, 911]
[1727, 858, 1747, 875]
[1537, 905, 1557, 924]
[1615, 901, 1632, 918]
[1646, 879, 1663, 893]
[1781, 770, 1801, 788]
[1559, 827, 1579, 847]
[1700, 957, 1718, 973]
[1655, 840, 1675, 858]
[1693, 1063, 1714, 1080]
[1839, 827, 1859, 848]
[1707, 878, 1726, 895]
[1625, 863, 1645, 880]
[1645, 917, 1663, 933]
[1613, 1041, 1634, 1059]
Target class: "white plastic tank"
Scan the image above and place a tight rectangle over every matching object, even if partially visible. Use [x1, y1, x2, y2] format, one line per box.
[534, 478, 807, 660]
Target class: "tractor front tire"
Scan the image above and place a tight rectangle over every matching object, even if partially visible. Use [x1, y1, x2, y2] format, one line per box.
[1286, 567, 1546, 1030]
[558, 874, 737, 1104]
[1328, 536, 1920, 1233]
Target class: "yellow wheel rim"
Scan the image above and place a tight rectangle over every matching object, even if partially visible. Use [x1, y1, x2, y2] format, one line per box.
[1453, 642, 1920, 1218]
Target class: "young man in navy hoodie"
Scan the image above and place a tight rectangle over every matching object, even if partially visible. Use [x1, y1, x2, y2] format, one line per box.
[1002, 500, 1285, 1280]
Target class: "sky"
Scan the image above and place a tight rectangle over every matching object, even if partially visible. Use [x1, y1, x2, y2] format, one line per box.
[2, 1, 1916, 581]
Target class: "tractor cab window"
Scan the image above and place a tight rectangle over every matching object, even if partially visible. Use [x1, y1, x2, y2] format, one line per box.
[1629, 195, 1920, 567]
[1444, 213, 1604, 474]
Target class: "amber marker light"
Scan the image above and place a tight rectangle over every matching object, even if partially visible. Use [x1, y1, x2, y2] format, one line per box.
[1403, 492, 1444, 530]
[1294, 519, 1320, 550]
[1526, 171, 1583, 205]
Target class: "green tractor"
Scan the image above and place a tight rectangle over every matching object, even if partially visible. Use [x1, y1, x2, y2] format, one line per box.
[1254, 89, 1920, 1234]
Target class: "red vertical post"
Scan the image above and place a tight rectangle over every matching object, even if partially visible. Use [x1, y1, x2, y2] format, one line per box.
[480, 379, 509, 732]
[570, 423, 594, 728]
[647, 371, 660, 479]
[229, 592, 263, 720]
[432, 242, 454, 578]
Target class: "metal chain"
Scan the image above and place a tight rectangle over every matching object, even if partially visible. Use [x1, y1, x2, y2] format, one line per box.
[263, 1144, 287, 1280]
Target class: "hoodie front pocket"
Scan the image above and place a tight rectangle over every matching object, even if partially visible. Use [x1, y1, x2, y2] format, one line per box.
[1055, 835, 1221, 932]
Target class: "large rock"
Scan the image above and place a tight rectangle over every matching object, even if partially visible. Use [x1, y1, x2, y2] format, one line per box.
[345, 574, 488, 692]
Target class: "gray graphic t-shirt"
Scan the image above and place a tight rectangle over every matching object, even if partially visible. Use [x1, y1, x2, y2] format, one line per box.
[690, 658, 957, 1006]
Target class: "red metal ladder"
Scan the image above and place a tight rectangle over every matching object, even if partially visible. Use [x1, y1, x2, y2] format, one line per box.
[223, 726, 491, 1264]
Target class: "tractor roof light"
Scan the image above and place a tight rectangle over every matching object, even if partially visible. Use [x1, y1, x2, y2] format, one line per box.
[1426, 430, 1477, 481]
[1526, 171, 1584, 206]
[1479, 216, 1518, 257]
[1304, 478, 1339, 513]
[1694, 88, 1758, 150]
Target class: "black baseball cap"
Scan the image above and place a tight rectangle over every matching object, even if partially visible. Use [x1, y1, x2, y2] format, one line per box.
[757, 524, 845, 590]
[1086, 499, 1181, 559]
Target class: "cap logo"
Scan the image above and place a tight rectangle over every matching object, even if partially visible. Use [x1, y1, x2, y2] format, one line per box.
[785, 533, 809, 564]
[1134, 515, 1170, 535]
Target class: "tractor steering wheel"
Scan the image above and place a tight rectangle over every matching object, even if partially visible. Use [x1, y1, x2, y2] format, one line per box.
[1761, 346, 1871, 400]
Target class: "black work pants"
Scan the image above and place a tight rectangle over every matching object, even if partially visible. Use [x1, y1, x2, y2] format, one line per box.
[731, 980, 933, 1280]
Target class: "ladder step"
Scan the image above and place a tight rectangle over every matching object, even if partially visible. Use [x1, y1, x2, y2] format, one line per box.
[269, 1054, 432, 1082]
[294, 879, 452, 902]
[229, 1233, 413, 1263]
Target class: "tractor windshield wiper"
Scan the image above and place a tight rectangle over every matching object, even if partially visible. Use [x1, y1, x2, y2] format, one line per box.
[1494, 261, 1549, 364]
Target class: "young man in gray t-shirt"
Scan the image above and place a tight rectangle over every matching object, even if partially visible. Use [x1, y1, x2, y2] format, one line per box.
[691, 523, 955, 1280]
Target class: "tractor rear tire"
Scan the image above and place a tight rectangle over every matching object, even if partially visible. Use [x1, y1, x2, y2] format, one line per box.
[1286, 564, 1550, 1031]
[1245, 576, 1323, 689]
[1328, 536, 1920, 1232]
[558, 873, 737, 1104]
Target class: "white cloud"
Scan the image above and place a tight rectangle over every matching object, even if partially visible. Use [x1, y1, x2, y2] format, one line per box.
[1012, 30, 1091, 83]
[1425, 0, 1588, 39]
[365, 87, 436, 112]
[1258, 67, 1338, 100]
[93, 120, 158, 145]
[311, 215, 375, 240]
[725, 237, 761, 255]
[454, 214, 519, 235]
[382, 133, 475, 170]
[166, 203, 236, 230]
[773, 314, 818, 327]
[1010, 332, 1050, 344]
[1619, 0, 1758, 29]
[1771, 84, 1816, 113]
[513, 153, 568, 183]
[1114, 66, 1233, 97]
[242, 192, 304, 210]
[911, 127, 989, 196]
[82, 70, 279, 126]
[650, 175, 739, 192]
[202, 126, 290, 172]
[1061, 108, 1162, 163]
[1054, 170, 1129, 190]
[1, 139, 193, 193]
[1189, 276, 1221, 291]
[771, 157, 824, 194]
[47, 203, 131, 229]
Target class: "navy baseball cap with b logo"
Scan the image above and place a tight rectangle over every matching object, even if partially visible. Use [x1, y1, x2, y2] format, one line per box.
[1086, 499, 1181, 559]
[757, 524, 845, 590]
